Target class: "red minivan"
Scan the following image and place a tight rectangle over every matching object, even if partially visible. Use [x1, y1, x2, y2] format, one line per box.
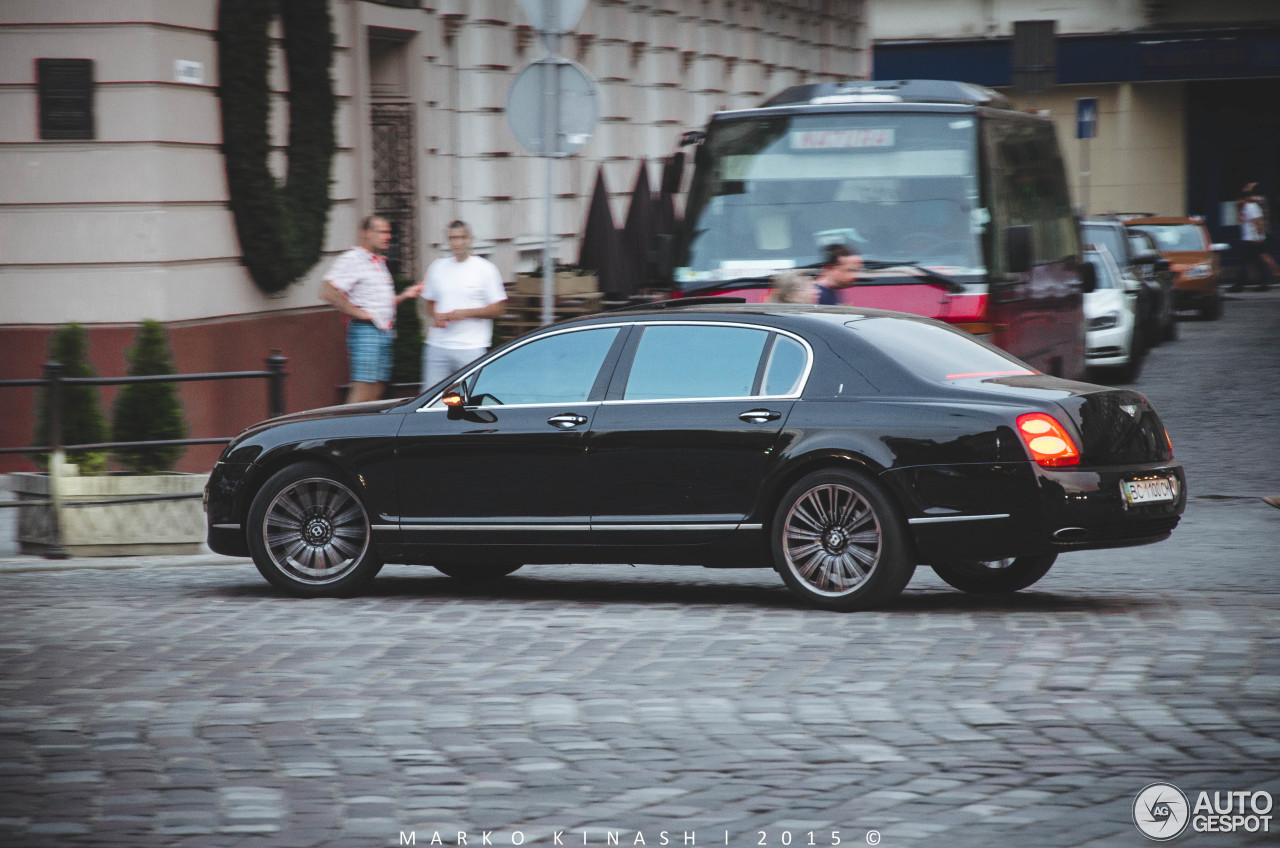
[667, 79, 1091, 379]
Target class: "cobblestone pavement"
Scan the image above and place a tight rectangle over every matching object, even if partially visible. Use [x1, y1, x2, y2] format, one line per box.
[1, 560, 1277, 848]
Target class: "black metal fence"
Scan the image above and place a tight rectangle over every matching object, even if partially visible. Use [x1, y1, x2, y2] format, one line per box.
[0, 353, 288, 558]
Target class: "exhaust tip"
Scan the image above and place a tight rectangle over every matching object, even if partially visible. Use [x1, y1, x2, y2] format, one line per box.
[1053, 526, 1090, 542]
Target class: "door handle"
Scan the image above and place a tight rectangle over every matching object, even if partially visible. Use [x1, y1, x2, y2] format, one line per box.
[547, 413, 588, 429]
[739, 409, 781, 424]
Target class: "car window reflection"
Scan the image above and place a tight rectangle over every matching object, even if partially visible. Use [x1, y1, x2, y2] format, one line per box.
[624, 325, 768, 400]
[469, 328, 620, 406]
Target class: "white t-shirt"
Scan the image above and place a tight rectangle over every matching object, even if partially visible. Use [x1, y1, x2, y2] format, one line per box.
[1241, 201, 1266, 242]
[422, 254, 507, 349]
[326, 247, 396, 330]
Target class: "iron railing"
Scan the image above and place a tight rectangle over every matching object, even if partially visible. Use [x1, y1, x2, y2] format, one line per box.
[0, 353, 288, 558]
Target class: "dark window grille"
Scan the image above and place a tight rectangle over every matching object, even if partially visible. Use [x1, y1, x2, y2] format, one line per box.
[37, 58, 95, 139]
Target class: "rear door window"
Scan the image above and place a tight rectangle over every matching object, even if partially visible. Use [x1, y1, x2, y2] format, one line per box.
[623, 324, 770, 400]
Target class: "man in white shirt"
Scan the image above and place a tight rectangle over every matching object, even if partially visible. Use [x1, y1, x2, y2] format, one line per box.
[420, 220, 508, 390]
[1234, 182, 1274, 292]
[320, 216, 422, 403]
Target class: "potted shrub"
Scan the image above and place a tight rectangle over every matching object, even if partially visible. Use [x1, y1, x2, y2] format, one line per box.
[16, 321, 208, 556]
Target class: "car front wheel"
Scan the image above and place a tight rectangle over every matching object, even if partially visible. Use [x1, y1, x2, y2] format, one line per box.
[247, 461, 381, 597]
[930, 553, 1056, 594]
[772, 469, 914, 611]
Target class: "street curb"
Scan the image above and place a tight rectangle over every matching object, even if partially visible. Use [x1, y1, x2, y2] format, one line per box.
[0, 554, 247, 574]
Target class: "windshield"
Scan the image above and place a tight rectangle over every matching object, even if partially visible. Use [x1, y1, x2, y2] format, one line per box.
[1084, 249, 1123, 290]
[678, 112, 984, 286]
[1129, 223, 1208, 252]
[1081, 223, 1129, 267]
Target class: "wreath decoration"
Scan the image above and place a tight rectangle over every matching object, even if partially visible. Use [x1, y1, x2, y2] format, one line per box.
[217, 0, 336, 294]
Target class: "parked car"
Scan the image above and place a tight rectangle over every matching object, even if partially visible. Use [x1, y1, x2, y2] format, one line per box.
[205, 301, 1186, 611]
[1081, 218, 1171, 347]
[1123, 215, 1226, 320]
[1126, 228, 1177, 341]
[1082, 245, 1143, 383]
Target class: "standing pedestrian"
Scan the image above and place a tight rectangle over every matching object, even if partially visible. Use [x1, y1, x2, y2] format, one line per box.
[814, 243, 863, 304]
[420, 220, 508, 391]
[1232, 182, 1274, 292]
[766, 270, 817, 304]
[320, 215, 422, 404]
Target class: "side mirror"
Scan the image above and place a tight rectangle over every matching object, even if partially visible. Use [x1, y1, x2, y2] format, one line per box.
[1005, 225, 1032, 274]
[1078, 261, 1097, 294]
[1132, 250, 1159, 266]
[441, 382, 468, 417]
[1154, 258, 1170, 274]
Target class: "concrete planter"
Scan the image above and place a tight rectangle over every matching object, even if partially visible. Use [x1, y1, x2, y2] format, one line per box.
[13, 468, 209, 557]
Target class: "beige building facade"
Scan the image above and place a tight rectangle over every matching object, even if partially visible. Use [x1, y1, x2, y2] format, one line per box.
[870, 0, 1280, 226]
[0, 0, 869, 472]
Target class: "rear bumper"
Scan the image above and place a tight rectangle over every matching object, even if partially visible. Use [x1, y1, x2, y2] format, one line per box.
[884, 460, 1186, 563]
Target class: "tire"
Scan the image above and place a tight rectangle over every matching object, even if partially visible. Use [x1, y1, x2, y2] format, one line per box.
[433, 563, 522, 582]
[246, 461, 381, 597]
[931, 553, 1057, 594]
[771, 468, 914, 611]
[1199, 295, 1222, 321]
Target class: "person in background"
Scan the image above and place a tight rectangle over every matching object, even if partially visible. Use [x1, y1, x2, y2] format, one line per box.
[1233, 182, 1274, 292]
[766, 270, 817, 304]
[319, 216, 422, 404]
[814, 243, 863, 305]
[419, 220, 508, 391]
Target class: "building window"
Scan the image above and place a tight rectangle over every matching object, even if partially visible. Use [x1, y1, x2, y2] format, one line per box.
[37, 58, 95, 140]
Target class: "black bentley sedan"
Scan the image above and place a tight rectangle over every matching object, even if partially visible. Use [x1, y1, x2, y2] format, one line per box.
[206, 302, 1186, 611]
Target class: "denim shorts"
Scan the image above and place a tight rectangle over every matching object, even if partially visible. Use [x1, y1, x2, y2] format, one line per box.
[347, 321, 394, 383]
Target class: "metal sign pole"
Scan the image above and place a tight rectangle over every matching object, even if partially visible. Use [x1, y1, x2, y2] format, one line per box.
[542, 61, 556, 326]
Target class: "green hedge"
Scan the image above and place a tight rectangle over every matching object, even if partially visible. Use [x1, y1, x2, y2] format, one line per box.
[217, 0, 336, 294]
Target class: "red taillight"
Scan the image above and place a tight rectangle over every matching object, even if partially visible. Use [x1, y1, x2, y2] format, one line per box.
[1016, 413, 1080, 467]
[1164, 428, 1174, 457]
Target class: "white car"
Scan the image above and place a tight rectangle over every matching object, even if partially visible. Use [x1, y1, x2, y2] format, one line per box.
[1083, 244, 1143, 383]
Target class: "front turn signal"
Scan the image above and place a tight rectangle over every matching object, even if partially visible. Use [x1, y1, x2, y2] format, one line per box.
[1016, 413, 1080, 467]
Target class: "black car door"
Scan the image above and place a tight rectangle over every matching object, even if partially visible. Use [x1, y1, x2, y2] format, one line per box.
[589, 322, 810, 544]
[395, 325, 626, 546]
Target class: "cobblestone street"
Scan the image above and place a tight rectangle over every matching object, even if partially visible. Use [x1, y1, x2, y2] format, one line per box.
[1, 559, 1278, 847]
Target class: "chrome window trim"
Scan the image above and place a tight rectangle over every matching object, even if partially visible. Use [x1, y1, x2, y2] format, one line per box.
[212, 523, 241, 530]
[416, 319, 815, 411]
[621, 320, 813, 402]
[908, 513, 1011, 525]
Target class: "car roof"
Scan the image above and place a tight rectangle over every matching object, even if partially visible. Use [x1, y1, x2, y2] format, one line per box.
[556, 302, 941, 332]
[1121, 216, 1207, 226]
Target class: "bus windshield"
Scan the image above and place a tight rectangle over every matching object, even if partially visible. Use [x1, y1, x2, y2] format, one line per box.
[677, 112, 985, 287]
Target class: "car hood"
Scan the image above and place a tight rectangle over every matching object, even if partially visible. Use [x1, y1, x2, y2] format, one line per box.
[230, 398, 406, 443]
[1083, 288, 1129, 318]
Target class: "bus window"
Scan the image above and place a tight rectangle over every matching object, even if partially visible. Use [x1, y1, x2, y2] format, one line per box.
[983, 119, 1079, 275]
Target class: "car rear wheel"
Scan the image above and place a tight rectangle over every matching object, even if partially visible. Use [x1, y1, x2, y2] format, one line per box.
[433, 564, 522, 582]
[930, 553, 1056, 594]
[246, 461, 381, 597]
[772, 469, 914, 611]
[1199, 295, 1222, 320]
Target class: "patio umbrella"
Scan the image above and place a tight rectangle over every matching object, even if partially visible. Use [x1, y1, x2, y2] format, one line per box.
[622, 160, 657, 287]
[577, 165, 638, 298]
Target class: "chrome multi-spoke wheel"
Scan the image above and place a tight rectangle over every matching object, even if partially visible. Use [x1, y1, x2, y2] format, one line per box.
[782, 482, 881, 596]
[772, 469, 913, 611]
[247, 462, 381, 597]
[931, 553, 1056, 594]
